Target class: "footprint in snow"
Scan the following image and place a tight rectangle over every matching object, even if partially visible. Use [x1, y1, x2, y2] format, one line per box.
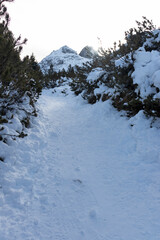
[89, 209, 97, 220]
[73, 179, 82, 184]
[49, 132, 58, 139]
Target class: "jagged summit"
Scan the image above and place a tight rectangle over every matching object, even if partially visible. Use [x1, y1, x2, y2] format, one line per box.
[60, 45, 77, 54]
[79, 46, 98, 59]
[39, 45, 90, 73]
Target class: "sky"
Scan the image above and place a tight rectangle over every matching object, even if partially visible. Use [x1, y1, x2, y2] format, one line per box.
[6, 0, 160, 62]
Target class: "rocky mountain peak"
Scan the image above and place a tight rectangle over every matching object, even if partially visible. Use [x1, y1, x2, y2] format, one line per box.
[79, 46, 98, 59]
[60, 45, 77, 55]
[39, 46, 90, 73]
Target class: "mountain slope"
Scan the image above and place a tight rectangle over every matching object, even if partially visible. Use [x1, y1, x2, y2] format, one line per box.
[39, 45, 90, 73]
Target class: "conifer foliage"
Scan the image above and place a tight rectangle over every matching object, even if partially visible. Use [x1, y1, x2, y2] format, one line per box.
[0, 0, 43, 142]
[68, 17, 160, 120]
[38, 17, 160, 121]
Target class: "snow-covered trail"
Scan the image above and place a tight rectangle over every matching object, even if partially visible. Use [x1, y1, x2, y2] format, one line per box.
[0, 87, 160, 240]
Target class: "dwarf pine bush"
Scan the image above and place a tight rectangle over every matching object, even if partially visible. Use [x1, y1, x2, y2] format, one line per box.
[0, 0, 44, 141]
[74, 17, 160, 119]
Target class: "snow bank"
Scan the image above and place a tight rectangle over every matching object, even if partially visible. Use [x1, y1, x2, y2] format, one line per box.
[86, 67, 106, 84]
[132, 49, 160, 99]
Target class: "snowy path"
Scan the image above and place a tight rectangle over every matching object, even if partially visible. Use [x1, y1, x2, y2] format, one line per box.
[0, 87, 160, 240]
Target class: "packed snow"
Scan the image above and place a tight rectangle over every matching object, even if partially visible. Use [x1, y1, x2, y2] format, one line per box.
[0, 84, 160, 240]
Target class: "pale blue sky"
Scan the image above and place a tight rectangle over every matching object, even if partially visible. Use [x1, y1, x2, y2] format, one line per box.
[6, 0, 160, 61]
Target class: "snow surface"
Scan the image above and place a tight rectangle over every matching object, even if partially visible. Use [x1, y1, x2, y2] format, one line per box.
[39, 46, 90, 73]
[132, 49, 160, 98]
[86, 67, 106, 84]
[0, 85, 160, 240]
[0, 95, 36, 144]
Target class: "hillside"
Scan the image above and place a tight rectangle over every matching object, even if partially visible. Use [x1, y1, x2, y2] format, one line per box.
[39, 45, 91, 73]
